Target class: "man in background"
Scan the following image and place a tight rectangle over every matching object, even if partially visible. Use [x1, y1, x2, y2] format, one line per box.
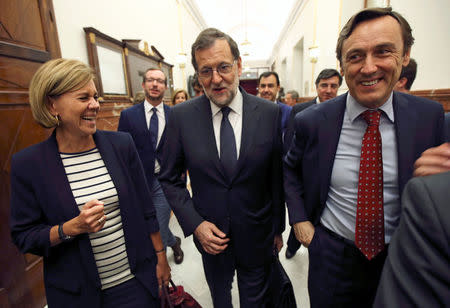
[285, 90, 299, 106]
[118, 68, 184, 264]
[192, 73, 204, 97]
[394, 58, 417, 93]
[257, 71, 292, 136]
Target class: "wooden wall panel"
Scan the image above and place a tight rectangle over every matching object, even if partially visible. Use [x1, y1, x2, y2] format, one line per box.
[0, 1, 46, 50]
[0, 0, 60, 307]
[0, 56, 42, 91]
[411, 88, 450, 112]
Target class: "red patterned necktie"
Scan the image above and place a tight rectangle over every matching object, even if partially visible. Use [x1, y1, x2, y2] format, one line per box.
[355, 110, 385, 260]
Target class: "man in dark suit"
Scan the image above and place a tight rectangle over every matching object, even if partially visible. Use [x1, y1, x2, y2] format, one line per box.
[374, 171, 450, 307]
[257, 71, 292, 136]
[284, 7, 445, 307]
[284, 90, 299, 107]
[284, 68, 342, 259]
[118, 68, 184, 264]
[159, 28, 284, 307]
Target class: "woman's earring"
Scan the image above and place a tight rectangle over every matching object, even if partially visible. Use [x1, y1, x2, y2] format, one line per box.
[54, 114, 60, 126]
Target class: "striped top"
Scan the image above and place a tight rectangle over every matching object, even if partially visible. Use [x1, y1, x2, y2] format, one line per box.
[60, 148, 134, 290]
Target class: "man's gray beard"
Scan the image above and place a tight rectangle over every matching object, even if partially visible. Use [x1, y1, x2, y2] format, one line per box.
[204, 73, 239, 108]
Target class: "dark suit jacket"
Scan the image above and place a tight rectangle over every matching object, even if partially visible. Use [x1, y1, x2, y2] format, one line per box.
[284, 92, 445, 226]
[10, 130, 160, 307]
[445, 113, 450, 141]
[284, 99, 316, 151]
[276, 101, 292, 135]
[159, 87, 284, 267]
[118, 102, 171, 183]
[374, 171, 450, 307]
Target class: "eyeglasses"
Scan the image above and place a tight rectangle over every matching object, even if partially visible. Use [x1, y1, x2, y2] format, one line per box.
[198, 60, 236, 79]
[145, 78, 166, 85]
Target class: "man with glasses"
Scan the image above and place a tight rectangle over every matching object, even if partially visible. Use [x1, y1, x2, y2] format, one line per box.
[258, 71, 292, 138]
[159, 28, 284, 307]
[118, 68, 184, 265]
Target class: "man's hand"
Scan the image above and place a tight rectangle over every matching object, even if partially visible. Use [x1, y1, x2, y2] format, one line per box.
[273, 234, 283, 253]
[293, 221, 315, 247]
[414, 143, 450, 177]
[194, 221, 229, 255]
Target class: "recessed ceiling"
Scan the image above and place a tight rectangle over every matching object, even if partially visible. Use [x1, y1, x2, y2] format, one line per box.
[193, 0, 297, 63]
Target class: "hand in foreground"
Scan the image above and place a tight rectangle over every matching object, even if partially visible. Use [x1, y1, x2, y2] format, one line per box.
[73, 200, 106, 234]
[414, 143, 450, 177]
[194, 221, 229, 255]
[156, 252, 171, 289]
[273, 234, 283, 253]
[293, 221, 315, 247]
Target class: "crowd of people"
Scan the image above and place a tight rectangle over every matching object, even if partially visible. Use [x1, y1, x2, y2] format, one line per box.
[9, 6, 449, 308]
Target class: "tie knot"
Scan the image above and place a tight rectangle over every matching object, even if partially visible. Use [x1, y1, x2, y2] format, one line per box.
[152, 107, 157, 113]
[362, 110, 381, 126]
[221, 106, 232, 118]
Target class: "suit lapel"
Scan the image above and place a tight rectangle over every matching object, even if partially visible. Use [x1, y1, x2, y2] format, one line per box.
[136, 102, 148, 131]
[318, 95, 347, 204]
[233, 91, 259, 182]
[157, 104, 171, 152]
[194, 96, 227, 180]
[44, 131, 80, 219]
[393, 93, 417, 197]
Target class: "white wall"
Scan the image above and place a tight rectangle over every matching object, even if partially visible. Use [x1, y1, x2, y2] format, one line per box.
[271, 0, 450, 96]
[53, 0, 204, 90]
[389, 0, 450, 90]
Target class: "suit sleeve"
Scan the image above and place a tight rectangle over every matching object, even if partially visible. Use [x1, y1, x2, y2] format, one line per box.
[125, 133, 159, 234]
[158, 109, 204, 237]
[374, 176, 450, 307]
[117, 109, 129, 133]
[283, 113, 309, 224]
[10, 155, 52, 257]
[272, 107, 285, 235]
[283, 108, 297, 154]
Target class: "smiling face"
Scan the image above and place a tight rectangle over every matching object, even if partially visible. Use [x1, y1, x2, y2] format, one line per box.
[142, 69, 167, 105]
[316, 76, 340, 102]
[174, 91, 187, 105]
[195, 39, 242, 107]
[341, 16, 410, 108]
[258, 74, 280, 102]
[49, 79, 99, 139]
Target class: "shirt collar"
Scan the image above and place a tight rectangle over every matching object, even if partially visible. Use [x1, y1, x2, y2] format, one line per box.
[346, 92, 395, 123]
[210, 88, 243, 117]
[144, 99, 164, 114]
[316, 97, 321, 104]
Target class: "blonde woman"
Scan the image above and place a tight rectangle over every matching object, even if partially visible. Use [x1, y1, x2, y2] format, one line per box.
[171, 88, 189, 105]
[10, 59, 170, 307]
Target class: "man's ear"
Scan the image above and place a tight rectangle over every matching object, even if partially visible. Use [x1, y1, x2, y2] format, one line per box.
[394, 77, 408, 91]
